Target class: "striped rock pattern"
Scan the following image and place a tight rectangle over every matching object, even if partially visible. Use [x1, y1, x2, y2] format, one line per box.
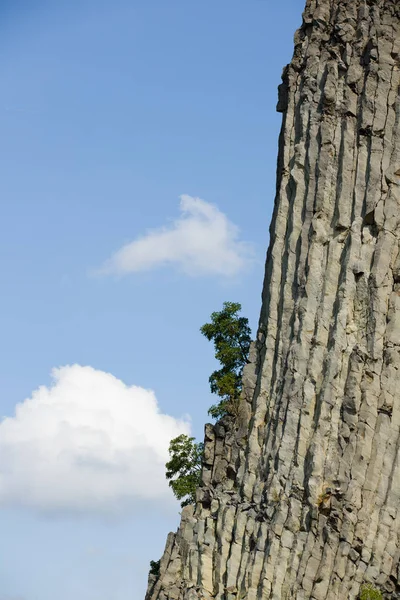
[145, 1, 400, 598]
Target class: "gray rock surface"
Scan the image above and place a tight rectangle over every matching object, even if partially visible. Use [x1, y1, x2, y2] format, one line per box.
[145, 1, 400, 598]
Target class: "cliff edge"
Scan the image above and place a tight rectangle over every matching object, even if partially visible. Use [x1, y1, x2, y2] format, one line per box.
[146, 1, 400, 598]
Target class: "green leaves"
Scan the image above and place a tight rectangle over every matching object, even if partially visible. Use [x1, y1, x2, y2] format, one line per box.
[165, 434, 204, 507]
[200, 301, 251, 419]
[165, 302, 251, 508]
[149, 560, 160, 578]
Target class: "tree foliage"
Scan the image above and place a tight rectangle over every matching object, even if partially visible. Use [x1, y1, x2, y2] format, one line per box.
[165, 302, 251, 508]
[165, 434, 204, 507]
[149, 560, 160, 578]
[200, 301, 251, 419]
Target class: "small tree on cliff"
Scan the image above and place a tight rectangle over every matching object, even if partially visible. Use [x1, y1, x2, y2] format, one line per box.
[165, 434, 204, 507]
[165, 302, 251, 507]
[200, 301, 251, 419]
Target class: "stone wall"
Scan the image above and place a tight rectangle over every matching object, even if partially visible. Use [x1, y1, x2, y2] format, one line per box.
[145, 1, 400, 598]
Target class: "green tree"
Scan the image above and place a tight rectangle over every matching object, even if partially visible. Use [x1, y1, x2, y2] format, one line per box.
[149, 560, 160, 578]
[200, 301, 251, 419]
[165, 434, 204, 507]
[165, 302, 251, 507]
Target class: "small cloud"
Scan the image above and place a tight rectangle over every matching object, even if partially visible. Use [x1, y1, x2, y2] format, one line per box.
[98, 195, 253, 277]
[0, 365, 190, 514]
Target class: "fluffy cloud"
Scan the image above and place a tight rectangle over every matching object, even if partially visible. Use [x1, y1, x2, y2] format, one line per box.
[99, 195, 253, 277]
[0, 365, 190, 513]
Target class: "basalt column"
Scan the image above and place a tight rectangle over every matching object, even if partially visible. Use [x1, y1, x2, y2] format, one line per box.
[145, 1, 400, 598]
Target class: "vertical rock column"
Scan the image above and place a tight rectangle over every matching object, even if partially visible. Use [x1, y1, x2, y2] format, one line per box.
[146, 1, 400, 598]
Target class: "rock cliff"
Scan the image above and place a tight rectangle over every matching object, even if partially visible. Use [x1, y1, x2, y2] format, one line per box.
[145, 1, 400, 598]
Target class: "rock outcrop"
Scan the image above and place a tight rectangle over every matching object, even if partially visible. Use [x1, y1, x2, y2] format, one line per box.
[145, 1, 400, 598]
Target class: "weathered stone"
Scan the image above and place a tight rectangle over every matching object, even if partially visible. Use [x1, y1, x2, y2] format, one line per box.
[145, 1, 400, 598]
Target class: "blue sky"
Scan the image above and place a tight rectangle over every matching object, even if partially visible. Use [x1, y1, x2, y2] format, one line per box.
[0, 1, 304, 598]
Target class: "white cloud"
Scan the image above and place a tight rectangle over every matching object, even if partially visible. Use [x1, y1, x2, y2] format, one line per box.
[0, 365, 190, 514]
[99, 195, 253, 277]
